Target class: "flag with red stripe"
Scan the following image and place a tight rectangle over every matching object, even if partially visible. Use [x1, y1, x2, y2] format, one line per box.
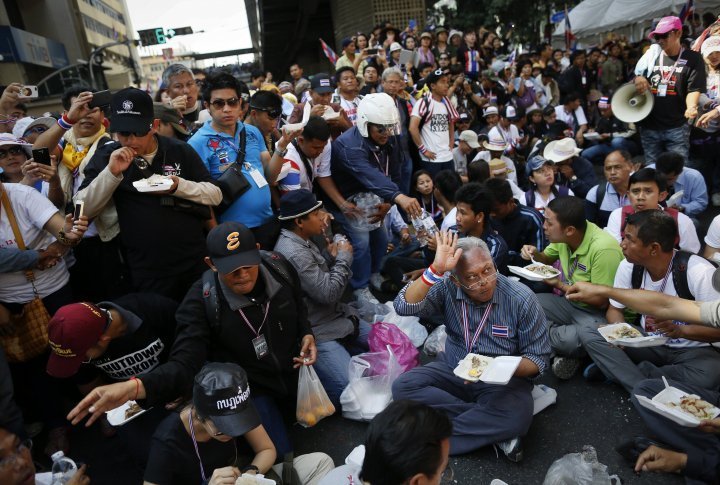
[319, 38, 338, 65]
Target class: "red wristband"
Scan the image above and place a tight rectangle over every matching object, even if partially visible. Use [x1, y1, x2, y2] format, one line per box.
[130, 376, 139, 400]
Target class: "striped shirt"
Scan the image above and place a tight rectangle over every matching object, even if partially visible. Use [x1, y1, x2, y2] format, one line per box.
[394, 274, 550, 375]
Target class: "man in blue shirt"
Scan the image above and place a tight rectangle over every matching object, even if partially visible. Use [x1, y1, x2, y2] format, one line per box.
[653, 151, 708, 218]
[392, 233, 550, 462]
[584, 149, 633, 228]
[188, 73, 298, 248]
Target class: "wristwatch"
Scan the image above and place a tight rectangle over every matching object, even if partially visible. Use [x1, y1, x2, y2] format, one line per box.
[241, 465, 260, 473]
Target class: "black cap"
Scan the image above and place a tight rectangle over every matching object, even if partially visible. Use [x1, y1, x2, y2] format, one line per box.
[425, 68, 448, 88]
[278, 189, 323, 220]
[206, 222, 261, 274]
[193, 362, 261, 437]
[109, 88, 154, 134]
[310, 73, 333, 94]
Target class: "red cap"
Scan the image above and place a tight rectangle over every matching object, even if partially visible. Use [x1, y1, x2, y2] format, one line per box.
[47, 303, 108, 378]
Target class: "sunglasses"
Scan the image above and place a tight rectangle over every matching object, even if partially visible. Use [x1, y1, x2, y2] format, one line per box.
[251, 106, 281, 119]
[369, 123, 397, 135]
[23, 126, 48, 136]
[654, 30, 676, 40]
[0, 146, 25, 160]
[210, 97, 241, 109]
[117, 130, 150, 138]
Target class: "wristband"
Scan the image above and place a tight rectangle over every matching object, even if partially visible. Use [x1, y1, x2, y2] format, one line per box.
[241, 465, 260, 473]
[130, 376, 140, 400]
[420, 265, 443, 286]
[418, 144, 428, 154]
[57, 115, 73, 131]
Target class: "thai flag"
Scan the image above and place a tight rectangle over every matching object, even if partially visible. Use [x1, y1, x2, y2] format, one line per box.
[679, 0, 694, 23]
[319, 38, 338, 65]
[491, 325, 509, 337]
[564, 5, 576, 50]
[508, 47, 517, 67]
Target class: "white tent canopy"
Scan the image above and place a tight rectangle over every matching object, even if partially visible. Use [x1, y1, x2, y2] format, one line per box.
[552, 0, 720, 46]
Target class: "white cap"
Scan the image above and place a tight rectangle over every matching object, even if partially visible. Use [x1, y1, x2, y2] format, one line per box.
[702, 36, 720, 58]
[389, 42, 402, 52]
[459, 130, 480, 149]
[483, 106, 499, 117]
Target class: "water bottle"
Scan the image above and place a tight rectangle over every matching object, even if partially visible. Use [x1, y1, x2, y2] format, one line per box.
[412, 209, 438, 247]
[51, 451, 77, 484]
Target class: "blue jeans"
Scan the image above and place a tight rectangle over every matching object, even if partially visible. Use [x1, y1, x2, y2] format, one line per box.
[332, 209, 388, 290]
[420, 159, 454, 178]
[314, 320, 371, 407]
[639, 124, 690, 165]
[581, 138, 640, 164]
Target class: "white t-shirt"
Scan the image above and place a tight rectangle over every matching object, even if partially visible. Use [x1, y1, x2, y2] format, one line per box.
[705, 214, 720, 248]
[339, 96, 361, 125]
[475, 151, 518, 185]
[276, 141, 331, 194]
[0, 184, 68, 302]
[605, 207, 701, 253]
[412, 97, 453, 163]
[488, 125, 523, 157]
[441, 206, 457, 232]
[610, 256, 719, 348]
[528, 186, 574, 214]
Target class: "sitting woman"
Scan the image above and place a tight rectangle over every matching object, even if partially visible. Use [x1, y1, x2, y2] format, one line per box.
[0, 134, 62, 207]
[524, 155, 573, 215]
[411, 170, 443, 227]
[144, 362, 276, 485]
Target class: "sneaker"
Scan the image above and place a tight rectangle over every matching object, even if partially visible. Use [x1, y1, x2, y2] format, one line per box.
[369, 272, 385, 291]
[713, 193, 720, 207]
[353, 287, 379, 305]
[495, 437, 523, 462]
[583, 363, 610, 383]
[552, 356, 581, 380]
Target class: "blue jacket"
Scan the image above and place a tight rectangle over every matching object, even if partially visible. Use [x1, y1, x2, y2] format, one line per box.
[330, 126, 403, 208]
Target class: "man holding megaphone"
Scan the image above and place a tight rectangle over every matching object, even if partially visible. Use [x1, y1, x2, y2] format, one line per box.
[631, 16, 706, 165]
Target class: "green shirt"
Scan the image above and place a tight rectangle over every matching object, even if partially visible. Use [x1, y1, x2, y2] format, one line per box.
[544, 222, 623, 307]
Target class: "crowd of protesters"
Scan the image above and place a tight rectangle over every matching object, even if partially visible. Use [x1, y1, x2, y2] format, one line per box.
[4, 10, 720, 485]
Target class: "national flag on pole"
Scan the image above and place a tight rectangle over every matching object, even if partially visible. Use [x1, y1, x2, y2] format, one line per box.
[319, 38, 338, 65]
[564, 5, 576, 51]
[679, 0, 694, 22]
[508, 46, 517, 66]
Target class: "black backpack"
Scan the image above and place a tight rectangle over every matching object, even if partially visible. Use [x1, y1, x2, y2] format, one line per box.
[525, 185, 570, 208]
[630, 251, 717, 300]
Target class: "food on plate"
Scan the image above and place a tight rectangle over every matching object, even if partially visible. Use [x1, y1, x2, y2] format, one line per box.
[133, 174, 172, 188]
[467, 355, 491, 378]
[667, 395, 717, 420]
[608, 326, 643, 340]
[236, 476, 259, 485]
[525, 264, 560, 278]
[124, 402, 143, 420]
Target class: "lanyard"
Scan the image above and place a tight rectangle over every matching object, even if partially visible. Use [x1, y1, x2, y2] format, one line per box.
[567, 256, 581, 281]
[372, 151, 389, 176]
[237, 302, 270, 337]
[460, 300, 493, 353]
[642, 251, 675, 292]
[188, 411, 207, 482]
[659, 48, 684, 85]
[422, 196, 435, 216]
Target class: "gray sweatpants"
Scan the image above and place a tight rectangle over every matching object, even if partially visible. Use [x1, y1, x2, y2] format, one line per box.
[579, 323, 720, 393]
[537, 293, 607, 358]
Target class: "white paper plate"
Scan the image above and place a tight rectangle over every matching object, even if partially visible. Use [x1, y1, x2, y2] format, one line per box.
[453, 354, 521, 385]
[508, 264, 560, 282]
[598, 323, 668, 348]
[583, 132, 602, 140]
[667, 190, 684, 208]
[132, 178, 173, 193]
[106, 401, 150, 426]
[235, 473, 276, 485]
[635, 386, 720, 427]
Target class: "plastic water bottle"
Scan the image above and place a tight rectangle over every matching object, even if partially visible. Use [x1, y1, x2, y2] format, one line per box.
[411, 209, 438, 247]
[51, 451, 77, 484]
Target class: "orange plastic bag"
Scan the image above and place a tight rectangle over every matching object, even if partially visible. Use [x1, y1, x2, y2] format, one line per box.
[296, 365, 335, 427]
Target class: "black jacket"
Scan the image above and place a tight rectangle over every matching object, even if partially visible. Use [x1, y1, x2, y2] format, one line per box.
[140, 258, 313, 405]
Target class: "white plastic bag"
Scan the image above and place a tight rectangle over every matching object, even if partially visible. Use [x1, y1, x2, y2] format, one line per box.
[375, 303, 428, 348]
[340, 345, 402, 421]
[296, 365, 335, 427]
[423, 325, 447, 356]
[543, 446, 619, 485]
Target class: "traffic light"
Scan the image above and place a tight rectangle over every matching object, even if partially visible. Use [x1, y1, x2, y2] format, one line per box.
[137, 26, 193, 46]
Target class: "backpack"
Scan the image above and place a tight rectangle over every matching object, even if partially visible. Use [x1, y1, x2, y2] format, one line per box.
[415, 95, 433, 132]
[524, 185, 570, 208]
[201, 250, 302, 330]
[630, 250, 718, 300]
[620, 206, 680, 246]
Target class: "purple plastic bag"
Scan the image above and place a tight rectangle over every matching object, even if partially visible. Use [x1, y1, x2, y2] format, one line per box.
[368, 322, 419, 373]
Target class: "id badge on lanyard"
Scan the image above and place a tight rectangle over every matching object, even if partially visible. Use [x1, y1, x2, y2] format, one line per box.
[245, 162, 268, 187]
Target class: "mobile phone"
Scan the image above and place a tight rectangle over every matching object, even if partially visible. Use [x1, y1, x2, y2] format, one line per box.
[366, 48, 378, 55]
[19, 85, 38, 98]
[89, 89, 112, 109]
[409, 19, 417, 30]
[331, 94, 341, 104]
[31, 147, 51, 166]
[73, 201, 84, 220]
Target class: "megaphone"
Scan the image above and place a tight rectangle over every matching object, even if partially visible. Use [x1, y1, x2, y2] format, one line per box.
[611, 83, 654, 123]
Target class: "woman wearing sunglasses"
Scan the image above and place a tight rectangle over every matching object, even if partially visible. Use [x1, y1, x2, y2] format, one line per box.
[0, 135, 61, 206]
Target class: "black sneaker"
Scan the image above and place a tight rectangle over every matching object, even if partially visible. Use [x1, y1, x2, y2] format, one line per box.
[583, 363, 610, 383]
[495, 437, 523, 462]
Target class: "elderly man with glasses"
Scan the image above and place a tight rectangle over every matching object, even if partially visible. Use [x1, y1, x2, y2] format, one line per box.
[392, 232, 550, 462]
[162, 63, 202, 128]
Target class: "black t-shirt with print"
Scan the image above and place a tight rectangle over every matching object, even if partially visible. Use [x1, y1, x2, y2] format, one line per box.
[642, 49, 706, 130]
[144, 412, 254, 485]
[74, 293, 178, 385]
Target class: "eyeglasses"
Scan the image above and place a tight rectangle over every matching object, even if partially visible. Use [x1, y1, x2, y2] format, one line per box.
[0, 439, 32, 472]
[450, 267, 498, 290]
[134, 156, 150, 170]
[117, 130, 150, 138]
[0, 146, 25, 160]
[23, 126, 48, 136]
[210, 97, 241, 109]
[251, 106, 281, 119]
